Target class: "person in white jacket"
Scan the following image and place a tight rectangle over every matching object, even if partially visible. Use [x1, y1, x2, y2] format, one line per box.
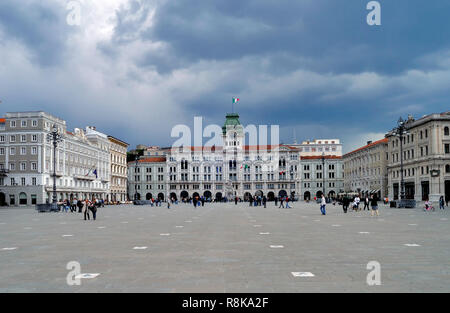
[320, 195, 326, 215]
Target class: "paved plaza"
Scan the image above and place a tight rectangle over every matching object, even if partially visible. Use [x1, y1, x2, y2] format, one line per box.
[0, 201, 449, 293]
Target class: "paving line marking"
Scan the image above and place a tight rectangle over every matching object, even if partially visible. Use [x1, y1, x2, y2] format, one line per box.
[292, 272, 315, 277]
[62, 235, 73, 237]
[160, 233, 171, 236]
[98, 226, 106, 229]
[359, 232, 370, 234]
[1, 247, 18, 251]
[133, 247, 148, 250]
[404, 244, 421, 247]
[270, 245, 284, 249]
[259, 232, 270, 235]
[175, 226, 184, 228]
[75, 273, 100, 279]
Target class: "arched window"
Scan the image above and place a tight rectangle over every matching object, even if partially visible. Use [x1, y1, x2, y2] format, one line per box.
[445, 127, 449, 136]
[446, 164, 450, 173]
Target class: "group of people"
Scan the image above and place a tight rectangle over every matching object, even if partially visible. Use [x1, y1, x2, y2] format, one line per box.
[424, 196, 448, 211]
[59, 198, 101, 221]
[319, 194, 380, 216]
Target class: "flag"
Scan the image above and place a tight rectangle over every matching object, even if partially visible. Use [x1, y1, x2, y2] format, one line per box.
[93, 169, 98, 179]
[232, 97, 239, 104]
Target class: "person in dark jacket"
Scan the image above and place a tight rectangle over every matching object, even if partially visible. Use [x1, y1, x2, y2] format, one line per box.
[342, 197, 350, 213]
[370, 195, 379, 217]
[77, 199, 83, 213]
[263, 196, 267, 208]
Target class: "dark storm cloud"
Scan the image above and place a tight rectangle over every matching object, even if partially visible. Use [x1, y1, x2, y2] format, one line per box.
[112, 0, 450, 75]
[0, 1, 70, 66]
[1, 0, 450, 153]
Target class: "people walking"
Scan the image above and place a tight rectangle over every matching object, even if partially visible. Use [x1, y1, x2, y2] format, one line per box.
[279, 197, 284, 208]
[274, 197, 278, 207]
[439, 196, 445, 210]
[363, 196, 370, 211]
[342, 196, 349, 213]
[83, 199, 90, 220]
[71, 198, 77, 212]
[370, 195, 379, 217]
[285, 196, 291, 208]
[77, 199, 83, 213]
[263, 196, 267, 208]
[320, 195, 326, 215]
[89, 198, 97, 221]
[355, 196, 361, 211]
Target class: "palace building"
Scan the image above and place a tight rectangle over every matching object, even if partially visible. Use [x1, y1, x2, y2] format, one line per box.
[386, 112, 450, 202]
[0, 112, 127, 206]
[127, 112, 344, 201]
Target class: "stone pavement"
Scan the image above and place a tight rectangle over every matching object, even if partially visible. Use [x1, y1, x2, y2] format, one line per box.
[0, 201, 449, 292]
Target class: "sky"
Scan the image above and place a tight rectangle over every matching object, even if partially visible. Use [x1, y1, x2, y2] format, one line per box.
[0, 0, 449, 153]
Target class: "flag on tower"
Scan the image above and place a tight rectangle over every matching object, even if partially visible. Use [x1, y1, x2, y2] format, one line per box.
[232, 97, 239, 104]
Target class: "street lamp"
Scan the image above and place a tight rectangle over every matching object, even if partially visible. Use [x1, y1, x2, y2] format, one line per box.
[321, 152, 326, 198]
[392, 117, 409, 200]
[134, 155, 140, 201]
[46, 124, 63, 204]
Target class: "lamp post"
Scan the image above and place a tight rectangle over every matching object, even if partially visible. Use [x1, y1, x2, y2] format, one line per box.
[46, 124, 63, 204]
[392, 117, 408, 200]
[322, 152, 326, 198]
[134, 155, 140, 201]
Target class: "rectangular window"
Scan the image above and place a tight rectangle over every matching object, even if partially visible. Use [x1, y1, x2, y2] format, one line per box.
[10, 120, 16, 128]
[32, 120, 38, 127]
[21, 135, 26, 142]
[20, 147, 27, 155]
